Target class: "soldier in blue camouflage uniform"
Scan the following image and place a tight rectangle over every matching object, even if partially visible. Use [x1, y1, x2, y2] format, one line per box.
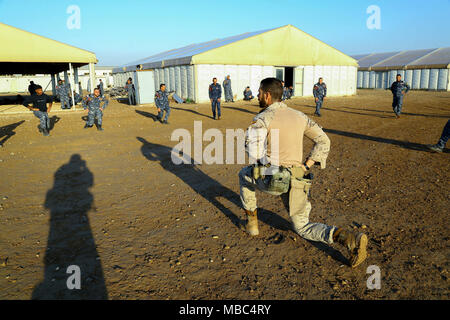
[56, 80, 71, 110]
[125, 78, 136, 105]
[427, 119, 450, 153]
[99, 79, 105, 96]
[313, 78, 327, 117]
[223, 75, 234, 102]
[82, 87, 108, 131]
[209, 77, 222, 120]
[281, 81, 287, 101]
[243, 86, 254, 101]
[71, 90, 82, 107]
[390, 74, 410, 118]
[155, 83, 170, 124]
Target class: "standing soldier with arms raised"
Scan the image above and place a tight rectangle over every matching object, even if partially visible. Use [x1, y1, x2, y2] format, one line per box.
[23, 85, 53, 136]
[313, 77, 327, 117]
[238, 77, 368, 268]
[83, 87, 109, 131]
[390, 74, 410, 118]
[209, 77, 222, 120]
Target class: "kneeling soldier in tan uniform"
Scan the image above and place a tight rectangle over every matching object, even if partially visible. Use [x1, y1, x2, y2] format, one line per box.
[239, 78, 368, 268]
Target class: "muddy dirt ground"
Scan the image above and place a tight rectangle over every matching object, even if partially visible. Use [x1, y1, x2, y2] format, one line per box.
[0, 89, 448, 300]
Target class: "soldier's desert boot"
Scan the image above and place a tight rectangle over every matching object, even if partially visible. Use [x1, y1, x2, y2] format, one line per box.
[333, 228, 368, 268]
[245, 209, 259, 236]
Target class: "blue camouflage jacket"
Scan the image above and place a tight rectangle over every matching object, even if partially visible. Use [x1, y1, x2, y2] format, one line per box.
[313, 82, 327, 99]
[155, 90, 169, 109]
[209, 83, 222, 100]
[83, 94, 108, 110]
[390, 81, 410, 96]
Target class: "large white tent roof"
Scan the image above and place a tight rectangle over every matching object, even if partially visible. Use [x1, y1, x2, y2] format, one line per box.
[352, 47, 450, 71]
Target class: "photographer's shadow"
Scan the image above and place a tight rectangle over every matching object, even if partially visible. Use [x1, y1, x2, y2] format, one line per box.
[32, 154, 108, 300]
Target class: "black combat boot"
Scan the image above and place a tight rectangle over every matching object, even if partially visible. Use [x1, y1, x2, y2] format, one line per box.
[42, 128, 49, 136]
[97, 124, 104, 131]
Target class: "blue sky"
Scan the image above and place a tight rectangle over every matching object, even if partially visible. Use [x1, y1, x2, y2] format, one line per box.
[1, 0, 449, 66]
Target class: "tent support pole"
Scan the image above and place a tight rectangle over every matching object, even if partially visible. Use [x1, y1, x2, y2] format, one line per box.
[68, 63, 76, 110]
[89, 63, 96, 93]
[51, 74, 56, 97]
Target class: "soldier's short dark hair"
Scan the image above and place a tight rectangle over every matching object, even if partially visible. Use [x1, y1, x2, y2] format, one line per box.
[260, 78, 283, 102]
[396, 74, 401, 77]
[160, 83, 166, 89]
[35, 85, 42, 90]
[213, 77, 217, 81]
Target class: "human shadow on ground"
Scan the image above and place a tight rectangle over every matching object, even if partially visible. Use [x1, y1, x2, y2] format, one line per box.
[49, 116, 61, 131]
[302, 105, 392, 119]
[324, 128, 449, 153]
[32, 154, 108, 300]
[0, 120, 24, 147]
[136, 137, 293, 232]
[170, 106, 213, 119]
[135, 109, 160, 122]
[340, 105, 450, 119]
[222, 105, 258, 115]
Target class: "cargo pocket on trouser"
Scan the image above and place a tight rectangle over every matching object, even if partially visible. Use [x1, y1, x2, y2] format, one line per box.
[289, 178, 313, 227]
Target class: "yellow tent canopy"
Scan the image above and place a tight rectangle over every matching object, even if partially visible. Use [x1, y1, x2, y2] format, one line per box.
[192, 25, 357, 67]
[0, 22, 97, 74]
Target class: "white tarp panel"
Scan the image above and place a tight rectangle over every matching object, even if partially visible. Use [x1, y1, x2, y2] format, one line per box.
[437, 69, 448, 90]
[169, 67, 175, 91]
[362, 71, 369, 89]
[175, 66, 181, 96]
[187, 65, 195, 101]
[388, 71, 397, 88]
[154, 69, 160, 92]
[429, 69, 439, 90]
[195, 64, 275, 102]
[412, 69, 421, 89]
[164, 68, 170, 90]
[135, 71, 155, 104]
[420, 69, 430, 89]
[369, 71, 376, 89]
[181, 66, 188, 99]
[357, 71, 363, 88]
[302, 66, 314, 96]
[405, 70, 413, 87]
[348, 66, 357, 94]
[159, 68, 164, 84]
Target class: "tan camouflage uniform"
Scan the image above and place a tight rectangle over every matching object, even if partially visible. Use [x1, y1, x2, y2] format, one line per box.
[239, 101, 336, 244]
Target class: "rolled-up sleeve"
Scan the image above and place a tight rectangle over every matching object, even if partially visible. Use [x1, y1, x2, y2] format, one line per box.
[304, 118, 330, 169]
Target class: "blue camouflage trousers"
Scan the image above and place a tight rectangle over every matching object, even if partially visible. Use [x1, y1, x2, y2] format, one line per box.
[211, 99, 221, 118]
[87, 109, 103, 126]
[315, 98, 323, 115]
[437, 120, 450, 149]
[157, 106, 171, 122]
[392, 95, 404, 115]
[61, 97, 70, 109]
[33, 111, 50, 130]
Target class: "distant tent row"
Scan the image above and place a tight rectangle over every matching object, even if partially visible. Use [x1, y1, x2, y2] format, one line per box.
[352, 48, 450, 91]
[113, 25, 358, 104]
